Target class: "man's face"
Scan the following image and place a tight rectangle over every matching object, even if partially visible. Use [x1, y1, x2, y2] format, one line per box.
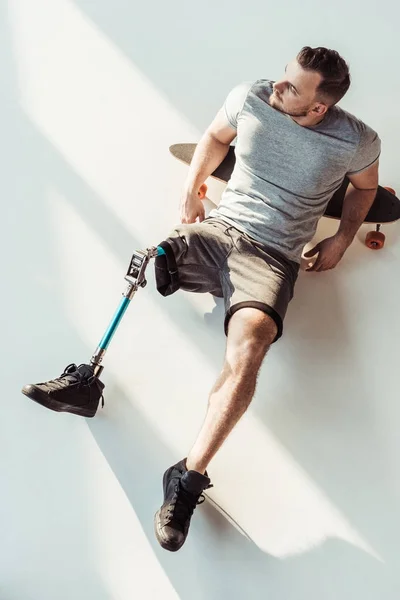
[269, 59, 324, 118]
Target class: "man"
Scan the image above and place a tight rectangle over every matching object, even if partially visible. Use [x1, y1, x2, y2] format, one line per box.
[22, 47, 381, 553]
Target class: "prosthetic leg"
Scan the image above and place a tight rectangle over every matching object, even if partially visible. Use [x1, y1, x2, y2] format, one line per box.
[90, 245, 165, 376]
[21, 245, 167, 417]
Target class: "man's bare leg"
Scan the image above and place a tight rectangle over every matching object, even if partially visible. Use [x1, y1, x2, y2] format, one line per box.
[186, 307, 277, 474]
[154, 307, 277, 551]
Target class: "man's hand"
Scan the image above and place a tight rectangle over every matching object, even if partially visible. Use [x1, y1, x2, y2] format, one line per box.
[179, 189, 205, 224]
[304, 233, 350, 272]
[178, 107, 236, 225]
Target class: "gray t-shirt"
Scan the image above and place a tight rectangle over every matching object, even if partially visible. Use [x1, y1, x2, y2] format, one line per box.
[209, 79, 381, 263]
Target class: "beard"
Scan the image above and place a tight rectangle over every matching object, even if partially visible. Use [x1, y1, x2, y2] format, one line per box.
[269, 93, 311, 118]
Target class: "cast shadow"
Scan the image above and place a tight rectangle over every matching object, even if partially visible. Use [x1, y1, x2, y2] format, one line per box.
[88, 378, 394, 600]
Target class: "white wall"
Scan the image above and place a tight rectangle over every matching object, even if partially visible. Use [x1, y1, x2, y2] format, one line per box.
[2, 0, 400, 598]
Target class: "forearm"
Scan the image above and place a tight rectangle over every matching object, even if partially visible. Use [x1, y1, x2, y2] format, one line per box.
[184, 131, 230, 194]
[337, 183, 378, 245]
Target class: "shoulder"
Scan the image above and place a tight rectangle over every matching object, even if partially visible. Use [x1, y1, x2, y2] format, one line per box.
[225, 79, 274, 103]
[333, 108, 382, 174]
[329, 106, 380, 143]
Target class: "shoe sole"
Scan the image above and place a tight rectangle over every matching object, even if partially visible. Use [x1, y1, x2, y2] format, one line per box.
[154, 510, 183, 552]
[21, 387, 97, 418]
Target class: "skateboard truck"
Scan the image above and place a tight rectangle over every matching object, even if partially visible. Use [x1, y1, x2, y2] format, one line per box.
[365, 223, 385, 250]
[90, 245, 165, 376]
[365, 186, 397, 250]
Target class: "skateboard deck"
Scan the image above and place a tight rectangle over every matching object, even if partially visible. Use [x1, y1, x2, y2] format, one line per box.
[170, 143, 400, 249]
[204, 492, 253, 542]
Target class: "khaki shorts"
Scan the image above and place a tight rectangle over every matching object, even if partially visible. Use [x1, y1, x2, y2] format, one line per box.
[155, 217, 299, 342]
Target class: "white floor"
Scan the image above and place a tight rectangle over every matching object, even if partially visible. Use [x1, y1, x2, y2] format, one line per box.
[3, 1, 400, 598]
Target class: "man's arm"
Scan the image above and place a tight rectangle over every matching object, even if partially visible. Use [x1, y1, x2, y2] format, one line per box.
[337, 161, 379, 244]
[305, 160, 379, 271]
[180, 110, 237, 224]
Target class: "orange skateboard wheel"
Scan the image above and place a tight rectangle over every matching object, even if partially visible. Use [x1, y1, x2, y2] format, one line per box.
[198, 184, 208, 199]
[365, 230, 385, 249]
[384, 186, 396, 195]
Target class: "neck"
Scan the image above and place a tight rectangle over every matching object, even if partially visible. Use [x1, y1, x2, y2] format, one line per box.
[290, 111, 328, 128]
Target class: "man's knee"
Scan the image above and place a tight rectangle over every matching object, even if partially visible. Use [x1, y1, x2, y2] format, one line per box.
[225, 307, 278, 370]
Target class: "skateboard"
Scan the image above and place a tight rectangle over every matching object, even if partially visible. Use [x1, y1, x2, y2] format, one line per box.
[170, 143, 400, 250]
[203, 492, 253, 542]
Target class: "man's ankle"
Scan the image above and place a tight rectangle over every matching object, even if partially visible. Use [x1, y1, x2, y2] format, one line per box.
[185, 457, 207, 475]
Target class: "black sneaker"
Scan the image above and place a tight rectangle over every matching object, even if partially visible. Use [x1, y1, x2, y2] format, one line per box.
[154, 458, 212, 552]
[21, 363, 105, 418]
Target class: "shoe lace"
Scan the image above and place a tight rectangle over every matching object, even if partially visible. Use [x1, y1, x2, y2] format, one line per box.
[36, 363, 105, 408]
[167, 480, 213, 531]
[38, 364, 80, 390]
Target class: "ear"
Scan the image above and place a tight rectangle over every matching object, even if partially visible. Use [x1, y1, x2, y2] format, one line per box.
[312, 102, 328, 116]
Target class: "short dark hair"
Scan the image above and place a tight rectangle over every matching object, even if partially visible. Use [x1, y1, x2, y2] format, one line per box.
[297, 46, 351, 106]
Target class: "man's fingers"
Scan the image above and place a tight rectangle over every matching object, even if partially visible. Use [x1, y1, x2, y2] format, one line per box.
[306, 255, 324, 271]
[304, 243, 320, 258]
[308, 259, 335, 272]
[181, 213, 203, 224]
